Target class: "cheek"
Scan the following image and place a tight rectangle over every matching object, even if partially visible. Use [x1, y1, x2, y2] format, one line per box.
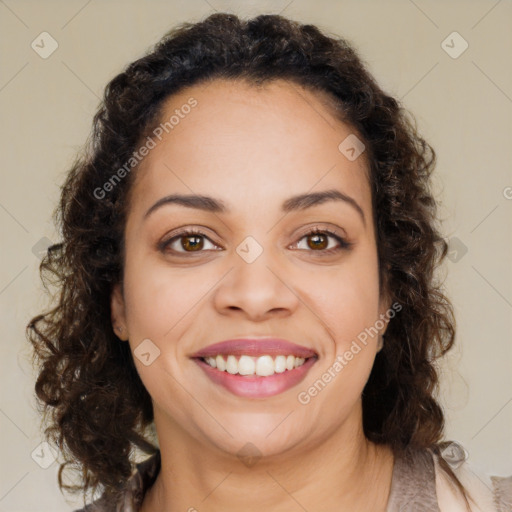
[122, 250, 214, 341]
[121, 257, 210, 407]
[298, 267, 380, 417]
[300, 253, 381, 349]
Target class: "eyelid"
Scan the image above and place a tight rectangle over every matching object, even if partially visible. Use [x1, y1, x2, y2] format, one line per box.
[158, 226, 222, 253]
[290, 226, 353, 252]
[293, 222, 348, 241]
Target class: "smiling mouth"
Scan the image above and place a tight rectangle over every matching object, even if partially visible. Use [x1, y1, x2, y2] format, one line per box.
[197, 354, 317, 377]
[193, 354, 318, 398]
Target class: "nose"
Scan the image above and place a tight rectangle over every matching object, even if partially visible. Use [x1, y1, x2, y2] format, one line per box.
[212, 246, 300, 322]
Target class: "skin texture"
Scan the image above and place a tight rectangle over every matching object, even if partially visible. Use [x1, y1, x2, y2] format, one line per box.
[111, 78, 394, 511]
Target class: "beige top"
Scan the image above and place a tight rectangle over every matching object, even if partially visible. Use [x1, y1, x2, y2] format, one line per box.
[74, 441, 512, 511]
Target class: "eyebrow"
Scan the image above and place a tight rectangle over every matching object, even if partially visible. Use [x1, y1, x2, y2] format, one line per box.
[143, 189, 366, 226]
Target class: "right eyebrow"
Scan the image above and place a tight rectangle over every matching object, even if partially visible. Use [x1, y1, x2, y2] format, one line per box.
[144, 194, 227, 220]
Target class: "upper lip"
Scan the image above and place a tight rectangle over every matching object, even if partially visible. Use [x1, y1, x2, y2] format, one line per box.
[191, 338, 318, 359]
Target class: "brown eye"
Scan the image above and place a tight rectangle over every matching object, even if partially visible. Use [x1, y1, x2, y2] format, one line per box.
[179, 234, 204, 252]
[159, 229, 219, 254]
[294, 228, 352, 253]
[306, 232, 329, 250]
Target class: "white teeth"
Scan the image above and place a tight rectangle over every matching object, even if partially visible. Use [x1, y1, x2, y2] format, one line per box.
[294, 357, 305, 368]
[216, 355, 226, 371]
[274, 355, 287, 373]
[256, 355, 274, 376]
[203, 354, 309, 376]
[238, 355, 255, 375]
[226, 355, 238, 375]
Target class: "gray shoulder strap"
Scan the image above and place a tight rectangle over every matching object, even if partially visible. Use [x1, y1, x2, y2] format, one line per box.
[492, 475, 512, 512]
[386, 446, 440, 512]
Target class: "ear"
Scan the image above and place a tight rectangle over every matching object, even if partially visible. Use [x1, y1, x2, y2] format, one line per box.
[111, 282, 128, 341]
[377, 288, 393, 338]
[377, 263, 395, 337]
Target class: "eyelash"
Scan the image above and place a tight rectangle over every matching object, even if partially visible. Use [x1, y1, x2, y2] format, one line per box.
[158, 226, 353, 256]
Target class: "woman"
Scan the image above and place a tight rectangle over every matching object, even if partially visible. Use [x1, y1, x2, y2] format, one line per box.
[27, 12, 511, 512]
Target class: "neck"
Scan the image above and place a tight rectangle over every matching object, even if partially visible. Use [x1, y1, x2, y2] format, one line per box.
[142, 405, 394, 512]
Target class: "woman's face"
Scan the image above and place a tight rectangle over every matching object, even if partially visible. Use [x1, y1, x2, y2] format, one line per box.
[111, 78, 391, 458]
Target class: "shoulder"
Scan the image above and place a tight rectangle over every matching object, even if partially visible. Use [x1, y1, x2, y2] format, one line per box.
[387, 440, 512, 512]
[432, 440, 512, 512]
[72, 451, 161, 512]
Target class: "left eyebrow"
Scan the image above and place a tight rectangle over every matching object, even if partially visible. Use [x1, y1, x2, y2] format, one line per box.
[143, 188, 365, 226]
[281, 189, 365, 226]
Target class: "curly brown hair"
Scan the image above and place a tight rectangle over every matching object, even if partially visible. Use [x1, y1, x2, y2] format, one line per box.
[27, 11, 471, 508]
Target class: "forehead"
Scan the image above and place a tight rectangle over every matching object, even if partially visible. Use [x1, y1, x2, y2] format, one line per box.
[127, 78, 372, 222]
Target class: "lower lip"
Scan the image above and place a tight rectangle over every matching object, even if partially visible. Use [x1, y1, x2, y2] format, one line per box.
[193, 357, 317, 398]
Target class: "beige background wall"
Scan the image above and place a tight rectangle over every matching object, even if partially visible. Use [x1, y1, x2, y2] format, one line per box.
[1, 0, 511, 510]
